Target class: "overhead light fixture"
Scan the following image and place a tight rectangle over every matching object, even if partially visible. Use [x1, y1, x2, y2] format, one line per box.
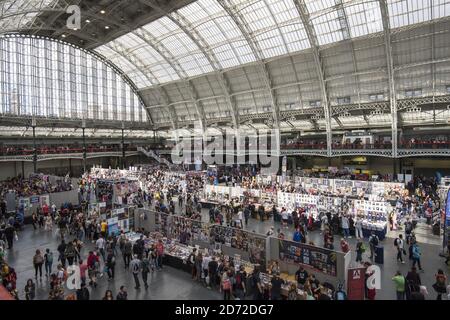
[100, 10, 105, 14]
[105, 25, 110, 29]
[85, 19, 90, 23]
[73, 28, 78, 31]
[61, 34, 66, 38]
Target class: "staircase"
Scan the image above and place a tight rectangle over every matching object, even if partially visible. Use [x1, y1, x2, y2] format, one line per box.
[138, 147, 175, 169]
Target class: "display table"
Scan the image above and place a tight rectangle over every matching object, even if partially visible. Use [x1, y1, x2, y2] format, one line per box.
[361, 221, 388, 240]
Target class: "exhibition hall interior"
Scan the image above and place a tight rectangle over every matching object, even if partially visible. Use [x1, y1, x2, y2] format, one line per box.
[1, 0, 450, 302]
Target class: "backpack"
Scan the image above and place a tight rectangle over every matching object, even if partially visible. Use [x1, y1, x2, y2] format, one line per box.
[335, 291, 347, 300]
[370, 236, 379, 246]
[394, 238, 399, 247]
[222, 278, 231, 290]
[133, 262, 140, 273]
[46, 252, 53, 263]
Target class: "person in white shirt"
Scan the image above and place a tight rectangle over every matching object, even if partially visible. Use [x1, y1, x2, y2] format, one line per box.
[321, 214, 328, 234]
[354, 216, 363, 239]
[395, 234, 405, 264]
[96, 236, 106, 261]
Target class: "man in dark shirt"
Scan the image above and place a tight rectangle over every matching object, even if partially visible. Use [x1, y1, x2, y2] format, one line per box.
[295, 266, 308, 288]
[270, 273, 285, 300]
[208, 257, 218, 289]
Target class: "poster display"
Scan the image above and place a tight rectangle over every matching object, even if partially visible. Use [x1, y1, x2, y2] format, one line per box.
[278, 239, 337, 276]
[30, 195, 40, 205]
[19, 198, 30, 210]
[209, 225, 266, 267]
[347, 267, 366, 300]
[107, 217, 119, 236]
[118, 218, 130, 233]
[40, 195, 50, 206]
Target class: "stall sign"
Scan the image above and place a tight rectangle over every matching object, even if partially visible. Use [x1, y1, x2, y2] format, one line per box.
[30, 196, 40, 204]
[347, 267, 366, 300]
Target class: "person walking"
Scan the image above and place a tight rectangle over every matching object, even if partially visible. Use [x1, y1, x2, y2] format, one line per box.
[95, 235, 106, 261]
[221, 269, 232, 300]
[57, 240, 67, 268]
[130, 255, 142, 289]
[102, 290, 114, 300]
[394, 234, 405, 264]
[392, 271, 406, 300]
[44, 248, 54, 277]
[142, 253, 151, 289]
[33, 249, 44, 280]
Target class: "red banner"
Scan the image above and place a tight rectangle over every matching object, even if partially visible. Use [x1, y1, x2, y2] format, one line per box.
[347, 267, 366, 300]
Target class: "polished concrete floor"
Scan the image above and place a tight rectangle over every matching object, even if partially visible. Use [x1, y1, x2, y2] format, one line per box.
[4, 201, 449, 300]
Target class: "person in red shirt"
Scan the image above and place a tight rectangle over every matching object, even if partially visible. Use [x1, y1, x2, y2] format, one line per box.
[79, 259, 88, 286]
[340, 238, 350, 254]
[87, 251, 99, 288]
[156, 240, 164, 270]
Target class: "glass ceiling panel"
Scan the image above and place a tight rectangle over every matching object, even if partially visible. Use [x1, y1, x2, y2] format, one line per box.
[312, 9, 345, 45]
[142, 16, 214, 78]
[387, 0, 450, 29]
[0, 0, 57, 31]
[344, 1, 383, 38]
[178, 0, 256, 68]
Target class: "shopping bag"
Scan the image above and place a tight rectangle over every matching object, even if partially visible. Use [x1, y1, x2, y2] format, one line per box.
[205, 275, 210, 286]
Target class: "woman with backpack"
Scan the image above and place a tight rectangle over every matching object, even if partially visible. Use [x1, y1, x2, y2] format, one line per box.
[221, 268, 232, 300]
[32, 249, 44, 280]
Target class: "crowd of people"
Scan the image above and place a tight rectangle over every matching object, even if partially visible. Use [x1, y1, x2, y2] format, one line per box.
[0, 174, 73, 198]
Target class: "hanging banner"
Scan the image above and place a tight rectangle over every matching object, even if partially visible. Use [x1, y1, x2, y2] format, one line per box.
[347, 267, 366, 300]
[30, 195, 40, 205]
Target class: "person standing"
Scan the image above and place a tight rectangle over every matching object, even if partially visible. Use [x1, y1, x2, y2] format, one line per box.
[130, 255, 142, 289]
[368, 232, 379, 260]
[122, 238, 132, 269]
[394, 234, 405, 264]
[142, 253, 151, 290]
[244, 206, 250, 226]
[116, 286, 128, 300]
[24, 279, 36, 300]
[33, 249, 44, 280]
[433, 269, 447, 300]
[4, 223, 15, 249]
[270, 273, 285, 300]
[341, 215, 350, 238]
[221, 269, 232, 300]
[207, 256, 218, 290]
[392, 271, 406, 300]
[44, 248, 54, 277]
[233, 265, 247, 300]
[31, 212, 38, 230]
[411, 241, 423, 271]
[102, 290, 114, 300]
[354, 216, 363, 239]
[76, 282, 90, 300]
[355, 240, 364, 263]
[156, 240, 164, 270]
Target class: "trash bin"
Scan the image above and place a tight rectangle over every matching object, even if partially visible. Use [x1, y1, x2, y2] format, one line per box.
[375, 246, 384, 264]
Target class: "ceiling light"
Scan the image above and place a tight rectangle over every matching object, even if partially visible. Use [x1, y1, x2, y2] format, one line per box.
[85, 19, 90, 23]
[105, 25, 110, 29]
[73, 28, 78, 31]
[100, 10, 105, 14]
[61, 34, 66, 38]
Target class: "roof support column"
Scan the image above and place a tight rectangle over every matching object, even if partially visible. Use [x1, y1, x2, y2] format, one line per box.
[294, 0, 332, 157]
[379, 0, 398, 158]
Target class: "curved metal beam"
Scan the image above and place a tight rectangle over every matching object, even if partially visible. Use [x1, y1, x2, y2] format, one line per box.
[379, 0, 398, 157]
[140, 0, 239, 129]
[293, 0, 332, 157]
[217, 0, 279, 131]
[131, 29, 206, 130]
